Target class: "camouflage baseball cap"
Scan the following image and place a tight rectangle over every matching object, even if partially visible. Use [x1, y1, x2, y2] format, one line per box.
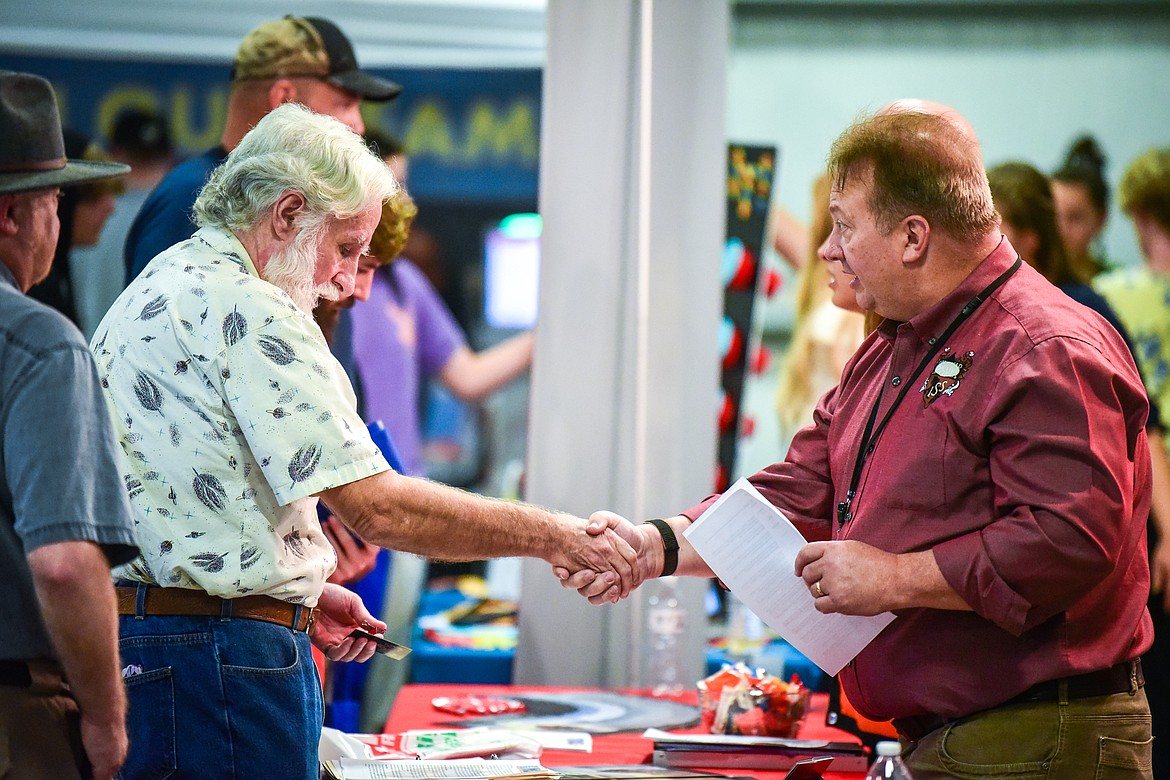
[231, 15, 401, 102]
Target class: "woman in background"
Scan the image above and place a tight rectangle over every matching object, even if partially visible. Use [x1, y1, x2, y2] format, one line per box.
[774, 173, 865, 450]
[991, 161, 1126, 331]
[1051, 135, 1112, 281]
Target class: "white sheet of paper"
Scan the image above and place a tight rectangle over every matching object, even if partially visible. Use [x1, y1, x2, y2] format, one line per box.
[331, 758, 554, 779]
[515, 730, 592, 752]
[682, 477, 896, 676]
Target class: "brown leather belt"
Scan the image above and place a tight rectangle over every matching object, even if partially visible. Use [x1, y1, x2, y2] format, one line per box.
[893, 659, 1144, 742]
[115, 585, 314, 632]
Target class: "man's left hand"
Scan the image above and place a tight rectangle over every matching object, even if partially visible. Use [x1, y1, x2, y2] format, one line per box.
[309, 583, 387, 662]
[795, 540, 899, 616]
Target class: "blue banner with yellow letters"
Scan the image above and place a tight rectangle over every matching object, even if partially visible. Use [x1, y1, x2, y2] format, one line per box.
[0, 54, 541, 203]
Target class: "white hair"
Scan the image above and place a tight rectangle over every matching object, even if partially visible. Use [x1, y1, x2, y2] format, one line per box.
[193, 103, 396, 234]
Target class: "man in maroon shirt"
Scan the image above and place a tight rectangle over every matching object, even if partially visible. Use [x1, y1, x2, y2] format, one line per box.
[563, 108, 1154, 776]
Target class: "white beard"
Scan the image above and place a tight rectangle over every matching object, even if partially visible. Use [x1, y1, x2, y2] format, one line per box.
[262, 226, 340, 315]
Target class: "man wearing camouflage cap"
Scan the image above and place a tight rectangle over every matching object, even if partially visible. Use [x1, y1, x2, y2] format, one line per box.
[123, 15, 401, 284]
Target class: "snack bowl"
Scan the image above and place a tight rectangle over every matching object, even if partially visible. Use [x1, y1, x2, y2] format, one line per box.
[697, 663, 809, 738]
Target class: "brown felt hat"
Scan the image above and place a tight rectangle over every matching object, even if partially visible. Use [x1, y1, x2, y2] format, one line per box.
[0, 71, 129, 195]
[231, 16, 401, 102]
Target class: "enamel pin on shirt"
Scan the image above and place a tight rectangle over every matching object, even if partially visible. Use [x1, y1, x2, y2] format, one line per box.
[921, 348, 974, 408]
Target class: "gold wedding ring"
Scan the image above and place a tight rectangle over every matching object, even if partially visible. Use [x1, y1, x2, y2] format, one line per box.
[814, 580, 824, 598]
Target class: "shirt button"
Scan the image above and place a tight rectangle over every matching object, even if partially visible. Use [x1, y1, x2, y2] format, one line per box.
[891, 376, 901, 387]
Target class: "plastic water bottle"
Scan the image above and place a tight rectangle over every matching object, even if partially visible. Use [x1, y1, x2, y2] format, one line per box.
[865, 741, 913, 779]
[725, 594, 764, 669]
[646, 578, 686, 696]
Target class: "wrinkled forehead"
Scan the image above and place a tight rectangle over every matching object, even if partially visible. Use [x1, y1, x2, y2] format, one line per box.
[327, 203, 380, 241]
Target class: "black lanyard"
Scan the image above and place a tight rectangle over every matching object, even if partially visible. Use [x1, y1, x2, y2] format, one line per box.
[835, 257, 1022, 529]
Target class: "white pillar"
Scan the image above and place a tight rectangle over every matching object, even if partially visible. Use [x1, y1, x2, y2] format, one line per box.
[516, 0, 727, 687]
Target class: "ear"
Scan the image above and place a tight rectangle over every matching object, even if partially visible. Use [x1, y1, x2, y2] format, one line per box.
[270, 191, 307, 241]
[901, 215, 930, 265]
[267, 78, 300, 109]
[0, 194, 19, 237]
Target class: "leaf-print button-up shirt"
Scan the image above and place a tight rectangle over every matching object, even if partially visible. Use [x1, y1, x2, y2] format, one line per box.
[91, 227, 389, 606]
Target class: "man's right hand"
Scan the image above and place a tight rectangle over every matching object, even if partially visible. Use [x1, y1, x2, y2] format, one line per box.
[543, 512, 642, 602]
[553, 511, 661, 604]
[81, 709, 128, 780]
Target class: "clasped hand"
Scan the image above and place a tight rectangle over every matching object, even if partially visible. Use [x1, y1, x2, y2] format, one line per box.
[553, 511, 659, 604]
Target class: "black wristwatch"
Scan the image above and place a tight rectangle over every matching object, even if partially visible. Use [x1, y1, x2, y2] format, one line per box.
[642, 518, 679, 577]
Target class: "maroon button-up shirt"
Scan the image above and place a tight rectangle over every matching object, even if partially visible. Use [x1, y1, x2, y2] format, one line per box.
[685, 239, 1153, 721]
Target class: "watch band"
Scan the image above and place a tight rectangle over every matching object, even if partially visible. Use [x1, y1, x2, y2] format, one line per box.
[643, 518, 679, 577]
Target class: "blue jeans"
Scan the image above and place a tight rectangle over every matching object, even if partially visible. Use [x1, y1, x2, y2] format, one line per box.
[117, 614, 322, 780]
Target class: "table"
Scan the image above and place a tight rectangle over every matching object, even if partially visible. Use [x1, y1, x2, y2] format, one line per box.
[383, 684, 867, 779]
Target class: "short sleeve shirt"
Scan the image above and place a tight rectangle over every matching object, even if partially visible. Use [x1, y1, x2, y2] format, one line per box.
[1095, 266, 1170, 442]
[92, 227, 389, 605]
[349, 261, 466, 475]
[1, 265, 138, 659]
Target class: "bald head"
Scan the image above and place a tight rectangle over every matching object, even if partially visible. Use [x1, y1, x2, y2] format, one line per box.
[828, 109, 999, 244]
[878, 99, 981, 160]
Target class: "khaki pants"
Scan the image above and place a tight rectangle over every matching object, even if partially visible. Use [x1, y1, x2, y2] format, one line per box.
[903, 687, 1152, 779]
[0, 663, 87, 780]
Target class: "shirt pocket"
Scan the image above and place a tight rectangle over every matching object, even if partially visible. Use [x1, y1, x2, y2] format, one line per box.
[860, 420, 950, 517]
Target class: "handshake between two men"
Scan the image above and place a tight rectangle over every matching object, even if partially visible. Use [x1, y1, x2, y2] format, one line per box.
[552, 510, 966, 620]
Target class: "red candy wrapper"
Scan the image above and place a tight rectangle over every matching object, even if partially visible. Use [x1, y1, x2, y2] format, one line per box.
[697, 663, 809, 738]
[431, 695, 526, 716]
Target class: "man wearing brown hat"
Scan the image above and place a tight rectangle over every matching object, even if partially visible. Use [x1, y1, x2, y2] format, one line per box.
[123, 15, 401, 285]
[0, 70, 138, 780]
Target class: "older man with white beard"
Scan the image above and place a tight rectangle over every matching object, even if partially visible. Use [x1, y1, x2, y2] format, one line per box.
[90, 103, 637, 780]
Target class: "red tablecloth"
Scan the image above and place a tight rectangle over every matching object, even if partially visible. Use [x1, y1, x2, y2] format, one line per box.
[383, 684, 867, 779]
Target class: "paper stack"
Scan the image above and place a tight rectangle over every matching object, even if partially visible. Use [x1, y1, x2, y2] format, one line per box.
[322, 757, 557, 780]
[644, 728, 868, 772]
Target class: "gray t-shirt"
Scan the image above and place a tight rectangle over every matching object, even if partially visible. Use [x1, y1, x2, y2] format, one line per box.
[0, 264, 138, 660]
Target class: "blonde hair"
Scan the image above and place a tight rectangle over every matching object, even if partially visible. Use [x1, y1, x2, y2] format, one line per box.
[368, 188, 418, 264]
[1120, 146, 1170, 235]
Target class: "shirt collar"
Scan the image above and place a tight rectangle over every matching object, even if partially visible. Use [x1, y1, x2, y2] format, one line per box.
[193, 226, 261, 278]
[891, 236, 1019, 345]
